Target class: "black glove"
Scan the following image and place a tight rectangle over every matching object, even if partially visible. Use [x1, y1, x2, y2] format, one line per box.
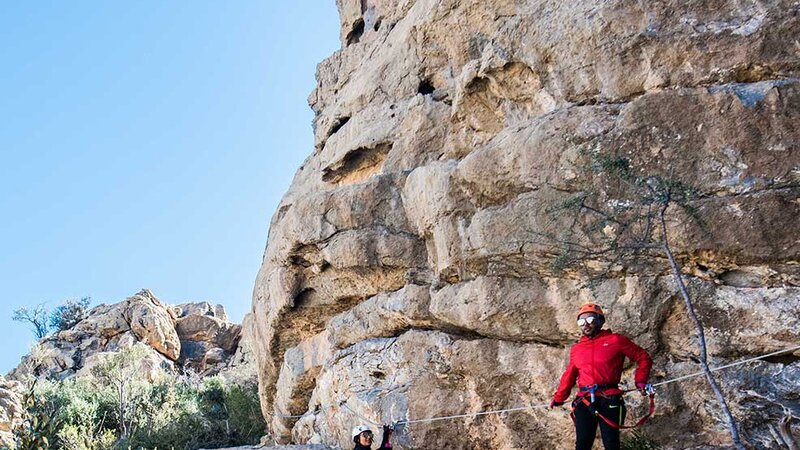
[549, 399, 565, 408]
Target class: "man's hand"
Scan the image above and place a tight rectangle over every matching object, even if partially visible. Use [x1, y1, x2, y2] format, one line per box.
[636, 382, 649, 396]
[383, 424, 394, 435]
[549, 399, 565, 409]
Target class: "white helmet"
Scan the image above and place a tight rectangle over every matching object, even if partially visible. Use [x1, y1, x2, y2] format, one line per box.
[352, 425, 372, 439]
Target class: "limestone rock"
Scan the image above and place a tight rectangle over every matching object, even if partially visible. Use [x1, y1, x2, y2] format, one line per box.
[176, 314, 242, 354]
[12, 290, 246, 382]
[0, 376, 23, 449]
[271, 331, 334, 443]
[326, 284, 434, 349]
[248, 0, 800, 448]
[219, 313, 259, 386]
[126, 291, 181, 360]
[293, 331, 571, 449]
[661, 283, 800, 358]
[174, 301, 230, 322]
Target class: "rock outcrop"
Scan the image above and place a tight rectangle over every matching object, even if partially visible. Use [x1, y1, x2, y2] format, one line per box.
[0, 376, 23, 449]
[219, 312, 259, 386]
[248, 1, 800, 449]
[11, 290, 243, 381]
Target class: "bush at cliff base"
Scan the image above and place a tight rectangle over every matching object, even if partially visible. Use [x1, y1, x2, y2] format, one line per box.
[14, 345, 265, 450]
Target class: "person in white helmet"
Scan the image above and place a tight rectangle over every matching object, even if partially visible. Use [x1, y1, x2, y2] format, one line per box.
[352, 424, 393, 449]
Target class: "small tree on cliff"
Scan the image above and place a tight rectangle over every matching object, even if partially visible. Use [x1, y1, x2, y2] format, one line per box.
[49, 296, 92, 332]
[13, 303, 51, 339]
[13, 297, 92, 339]
[545, 152, 746, 450]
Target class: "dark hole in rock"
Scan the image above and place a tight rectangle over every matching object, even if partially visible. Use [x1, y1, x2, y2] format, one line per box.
[374, 18, 382, 31]
[719, 269, 764, 288]
[346, 19, 365, 45]
[418, 79, 435, 95]
[763, 354, 799, 364]
[328, 116, 350, 137]
[288, 244, 321, 268]
[371, 371, 386, 379]
[294, 288, 317, 308]
[719, 269, 763, 288]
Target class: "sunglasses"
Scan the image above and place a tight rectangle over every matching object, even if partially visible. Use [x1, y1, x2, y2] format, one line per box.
[361, 432, 374, 439]
[577, 316, 597, 326]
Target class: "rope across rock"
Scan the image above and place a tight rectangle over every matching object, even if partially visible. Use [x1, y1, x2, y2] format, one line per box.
[273, 344, 800, 427]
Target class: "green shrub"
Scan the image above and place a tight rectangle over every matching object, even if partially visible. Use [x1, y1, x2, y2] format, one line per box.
[224, 381, 265, 441]
[56, 424, 116, 450]
[26, 357, 265, 450]
[621, 430, 661, 450]
[14, 382, 62, 450]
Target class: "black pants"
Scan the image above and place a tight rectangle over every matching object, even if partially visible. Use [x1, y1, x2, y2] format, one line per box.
[573, 395, 627, 450]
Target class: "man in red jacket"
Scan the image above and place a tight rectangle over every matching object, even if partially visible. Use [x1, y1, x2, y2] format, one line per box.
[550, 303, 652, 450]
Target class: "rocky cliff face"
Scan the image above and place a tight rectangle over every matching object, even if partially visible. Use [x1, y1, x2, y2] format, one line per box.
[248, 1, 800, 449]
[11, 290, 245, 381]
[0, 377, 23, 449]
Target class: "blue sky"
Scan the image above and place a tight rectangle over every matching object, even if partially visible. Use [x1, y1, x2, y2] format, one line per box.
[0, 2, 340, 373]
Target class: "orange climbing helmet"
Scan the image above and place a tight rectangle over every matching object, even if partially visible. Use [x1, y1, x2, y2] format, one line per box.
[577, 303, 605, 319]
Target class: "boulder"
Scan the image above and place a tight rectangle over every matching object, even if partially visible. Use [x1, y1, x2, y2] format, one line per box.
[176, 314, 242, 353]
[174, 301, 230, 322]
[125, 290, 181, 360]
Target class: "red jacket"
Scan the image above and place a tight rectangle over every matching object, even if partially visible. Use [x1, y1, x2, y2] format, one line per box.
[553, 330, 652, 403]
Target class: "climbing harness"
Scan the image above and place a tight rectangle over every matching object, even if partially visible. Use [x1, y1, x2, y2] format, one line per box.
[571, 384, 656, 430]
[579, 383, 618, 403]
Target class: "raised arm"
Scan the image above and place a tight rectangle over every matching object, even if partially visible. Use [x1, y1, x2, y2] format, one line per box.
[378, 425, 393, 449]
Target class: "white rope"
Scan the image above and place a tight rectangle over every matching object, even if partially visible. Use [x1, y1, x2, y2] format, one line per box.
[396, 403, 551, 425]
[273, 401, 364, 421]
[651, 344, 800, 388]
[274, 344, 800, 427]
[341, 401, 383, 426]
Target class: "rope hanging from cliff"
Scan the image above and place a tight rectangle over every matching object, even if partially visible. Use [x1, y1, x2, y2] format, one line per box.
[276, 344, 800, 427]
